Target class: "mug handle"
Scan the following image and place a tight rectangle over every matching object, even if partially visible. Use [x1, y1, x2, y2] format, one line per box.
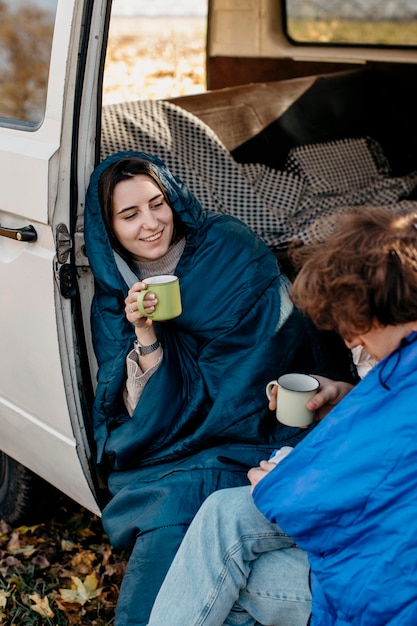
[265, 380, 279, 401]
[137, 288, 151, 317]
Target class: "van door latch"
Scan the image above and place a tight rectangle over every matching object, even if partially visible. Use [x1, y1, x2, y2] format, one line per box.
[56, 223, 73, 263]
[59, 263, 77, 299]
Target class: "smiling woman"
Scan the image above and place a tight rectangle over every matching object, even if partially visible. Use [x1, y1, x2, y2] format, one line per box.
[98, 158, 180, 263]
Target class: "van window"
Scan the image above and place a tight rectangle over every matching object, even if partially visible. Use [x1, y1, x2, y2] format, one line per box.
[285, 0, 417, 47]
[0, 0, 57, 127]
[103, 1, 208, 104]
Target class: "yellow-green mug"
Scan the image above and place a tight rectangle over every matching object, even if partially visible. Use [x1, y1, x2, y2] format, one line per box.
[137, 275, 182, 321]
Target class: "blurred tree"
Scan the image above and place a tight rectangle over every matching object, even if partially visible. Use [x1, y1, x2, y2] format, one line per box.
[0, 2, 55, 123]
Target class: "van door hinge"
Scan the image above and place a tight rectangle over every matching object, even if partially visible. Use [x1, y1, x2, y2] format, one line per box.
[56, 223, 73, 264]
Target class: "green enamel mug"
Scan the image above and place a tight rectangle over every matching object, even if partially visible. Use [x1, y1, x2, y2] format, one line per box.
[137, 275, 182, 321]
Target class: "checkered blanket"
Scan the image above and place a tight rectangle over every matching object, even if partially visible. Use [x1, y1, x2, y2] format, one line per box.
[101, 99, 417, 249]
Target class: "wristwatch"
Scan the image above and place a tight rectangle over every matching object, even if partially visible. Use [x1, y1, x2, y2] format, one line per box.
[134, 339, 161, 356]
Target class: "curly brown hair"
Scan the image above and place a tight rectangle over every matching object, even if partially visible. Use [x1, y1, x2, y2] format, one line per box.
[290, 207, 417, 339]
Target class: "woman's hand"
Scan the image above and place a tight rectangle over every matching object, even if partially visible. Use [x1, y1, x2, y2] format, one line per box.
[125, 281, 157, 329]
[125, 282, 162, 359]
[268, 375, 354, 422]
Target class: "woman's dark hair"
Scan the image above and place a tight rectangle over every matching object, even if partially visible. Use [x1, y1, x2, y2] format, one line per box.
[98, 157, 186, 261]
[290, 207, 417, 339]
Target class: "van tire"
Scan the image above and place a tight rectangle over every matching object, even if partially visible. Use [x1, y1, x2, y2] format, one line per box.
[0, 452, 58, 526]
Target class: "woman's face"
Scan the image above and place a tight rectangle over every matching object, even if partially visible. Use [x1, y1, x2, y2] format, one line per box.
[111, 174, 175, 262]
[344, 320, 417, 362]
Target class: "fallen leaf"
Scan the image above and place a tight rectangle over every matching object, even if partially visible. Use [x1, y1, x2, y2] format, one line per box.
[28, 592, 54, 618]
[99, 546, 112, 567]
[0, 590, 9, 623]
[0, 589, 10, 609]
[78, 527, 96, 538]
[61, 539, 77, 551]
[6, 532, 20, 552]
[105, 561, 126, 582]
[17, 524, 42, 535]
[10, 544, 36, 558]
[6, 532, 36, 557]
[31, 554, 50, 568]
[70, 550, 96, 573]
[54, 597, 87, 624]
[4, 556, 24, 570]
[59, 573, 103, 606]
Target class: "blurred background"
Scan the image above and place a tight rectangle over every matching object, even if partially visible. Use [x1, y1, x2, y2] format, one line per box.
[104, 0, 209, 103]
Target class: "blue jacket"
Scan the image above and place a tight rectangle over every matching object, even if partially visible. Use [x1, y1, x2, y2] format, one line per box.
[254, 333, 417, 625]
[84, 151, 353, 623]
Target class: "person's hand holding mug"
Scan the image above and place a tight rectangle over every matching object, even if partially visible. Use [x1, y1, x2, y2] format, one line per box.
[137, 275, 182, 321]
[125, 281, 157, 330]
[125, 281, 162, 364]
[125, 275, 182, 328]
[267, 375, 354, 424]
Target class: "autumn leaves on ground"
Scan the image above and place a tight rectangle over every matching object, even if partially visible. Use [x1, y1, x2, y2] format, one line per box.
[0, 498, 127, 625]
[0, 16, 206, 625]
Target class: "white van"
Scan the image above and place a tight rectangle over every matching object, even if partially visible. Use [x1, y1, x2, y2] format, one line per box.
[1, 0, 416, 524]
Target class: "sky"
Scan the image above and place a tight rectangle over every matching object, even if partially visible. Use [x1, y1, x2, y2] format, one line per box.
[112, 0, 208, 16]
[6, 0, 208, 17]
[7, 0, 416, 19]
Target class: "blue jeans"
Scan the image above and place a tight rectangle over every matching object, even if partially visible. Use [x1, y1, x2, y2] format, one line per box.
[147, 485, 311, 626]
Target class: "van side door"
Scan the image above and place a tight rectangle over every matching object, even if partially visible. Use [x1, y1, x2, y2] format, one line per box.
[0, 0, 100, 514]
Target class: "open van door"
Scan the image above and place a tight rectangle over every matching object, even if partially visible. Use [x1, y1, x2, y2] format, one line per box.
[0, 0, 103, 520]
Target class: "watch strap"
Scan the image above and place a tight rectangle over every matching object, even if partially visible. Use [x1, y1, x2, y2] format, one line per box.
[134, 339, 161, 356]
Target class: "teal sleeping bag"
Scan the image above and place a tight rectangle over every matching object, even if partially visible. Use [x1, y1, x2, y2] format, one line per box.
[85, 150, 353, 625]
